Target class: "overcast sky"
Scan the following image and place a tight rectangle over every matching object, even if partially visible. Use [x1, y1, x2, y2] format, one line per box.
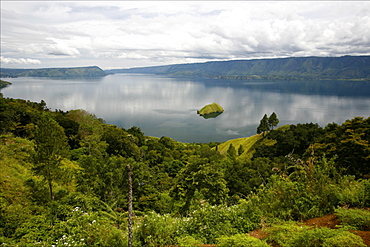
[1, 1, 370, 69]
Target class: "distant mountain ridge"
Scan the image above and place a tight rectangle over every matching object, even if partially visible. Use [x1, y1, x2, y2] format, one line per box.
[0, 66, 106, 78]
[107, 56, 370, 80]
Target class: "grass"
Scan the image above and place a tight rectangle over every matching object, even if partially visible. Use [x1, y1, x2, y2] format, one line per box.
[216, 125, 290, 160]
[216, 133, 263, 160]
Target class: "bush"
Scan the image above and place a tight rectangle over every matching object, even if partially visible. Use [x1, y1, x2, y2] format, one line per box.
[335, 208, 370, 230]
[266, 222, 366, 247]
[134, 212, 179, 246]
[176, 235, 203, 247]
[265, 222, 307, 246]
[217, 234, 270, 247]
[323, 230, 367, 247]
[13, 206, 126, 247]
[181, 202, 261, 244]
[290, 227, 366, 247]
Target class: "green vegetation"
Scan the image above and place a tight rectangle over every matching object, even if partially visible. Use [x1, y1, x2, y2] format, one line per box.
[266, 222, 366, 247]
[197, 102, 224, 118]
[1, 94, 369, 246]
[109, 55, 370, 80]
[0, 79, 11, 89]
[0, 66, 106, 78]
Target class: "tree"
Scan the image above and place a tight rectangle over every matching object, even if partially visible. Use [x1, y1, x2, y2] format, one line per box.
[257, 114, 269, 134]
[170, 158, 228, 212]
[32, 113, 71, 201]
[227, 143, 237, 159]
[238, 145, 245, 156]
[268, 112, 279, 130]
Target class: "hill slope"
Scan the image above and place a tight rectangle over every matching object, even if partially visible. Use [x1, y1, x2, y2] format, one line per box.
[0, 66, 106, 78]
[0, 79, 12, 89]
[107, 56, 370, 80]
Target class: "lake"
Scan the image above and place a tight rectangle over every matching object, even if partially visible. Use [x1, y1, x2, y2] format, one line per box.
[1, 74, 370, 143]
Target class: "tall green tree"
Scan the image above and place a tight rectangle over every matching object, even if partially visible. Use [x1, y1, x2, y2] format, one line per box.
[268, 112, 279, 130]
[227, 143, 237, 159]
[32, 113, 71, 201]
[257, 114, 269, 135]
[170, 158, 228, 213]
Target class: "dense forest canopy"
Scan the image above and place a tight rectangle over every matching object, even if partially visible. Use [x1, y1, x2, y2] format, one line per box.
[1, 94, 369, 246]
[108, 55, 370, 80]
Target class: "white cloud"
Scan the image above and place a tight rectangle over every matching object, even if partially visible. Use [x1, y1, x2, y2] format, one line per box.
[1, 1, 370, 68]
[1, 56, 41, 65]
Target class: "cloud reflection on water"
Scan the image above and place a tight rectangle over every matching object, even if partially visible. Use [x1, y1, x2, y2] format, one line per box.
[2, 74, 370, 142]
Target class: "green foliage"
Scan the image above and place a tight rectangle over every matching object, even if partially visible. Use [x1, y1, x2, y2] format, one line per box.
[268, 112, 279, 130]
[181, 202, 262, 244]
[217, 234, 270, 247]
[170, 158, 229, 212]
[335, 208, 370, 230]
[2, 96, 370, 245]
[176, 235, 203, 247]
[237, 144, 244, 156]
[33, 113, 77, 201]
[315, 116, 370, 177]
[254, 122, 324, 159]
[227, 143, 237, 159]
[257, 114, 269, 134]
[289, 227, 366, 247]
[224, 158, 275, 200]
[135, 212, 179, 246]
[266, 222, 366, 247]
[13, 206, 125, 246]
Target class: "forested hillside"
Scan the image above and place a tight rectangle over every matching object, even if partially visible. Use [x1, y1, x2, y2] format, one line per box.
[0, 66, 106, 78]
[1, 94, 369, 246]
[0, 80, 11, 89]
[108, 56, 370, 80]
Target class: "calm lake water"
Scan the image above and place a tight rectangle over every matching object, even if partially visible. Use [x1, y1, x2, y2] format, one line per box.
[1, 74, 370, 143]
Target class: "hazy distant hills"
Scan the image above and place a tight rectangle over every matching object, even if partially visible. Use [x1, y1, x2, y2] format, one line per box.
[1, 56, 369, 80]
[0, 66, 106, 78]
[107, 56, 370, 80]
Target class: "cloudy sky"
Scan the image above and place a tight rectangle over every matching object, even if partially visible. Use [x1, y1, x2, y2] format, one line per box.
[1, 1, 370, 69]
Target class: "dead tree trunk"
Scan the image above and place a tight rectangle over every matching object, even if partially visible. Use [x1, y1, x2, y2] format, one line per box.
[126, 164, 133, 247]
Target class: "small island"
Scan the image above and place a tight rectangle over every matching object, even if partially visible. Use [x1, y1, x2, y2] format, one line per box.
[197, 102, 224, 119]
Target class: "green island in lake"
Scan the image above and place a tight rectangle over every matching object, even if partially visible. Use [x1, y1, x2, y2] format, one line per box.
[197, 102, 224, 119]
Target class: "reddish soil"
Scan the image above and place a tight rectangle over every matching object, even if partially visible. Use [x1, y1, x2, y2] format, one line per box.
[248, 214, 370, 246]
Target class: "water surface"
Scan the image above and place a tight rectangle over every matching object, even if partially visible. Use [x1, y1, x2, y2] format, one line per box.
[2, 74, 369, 143]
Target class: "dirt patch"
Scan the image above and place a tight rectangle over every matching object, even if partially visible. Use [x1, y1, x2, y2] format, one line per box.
[351, 230, 370, 247]
[303, 214, 340, 229]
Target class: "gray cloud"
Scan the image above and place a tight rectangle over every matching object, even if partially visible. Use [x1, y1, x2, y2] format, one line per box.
[1, 1, 370, 69]
[1, 56, 41, 65]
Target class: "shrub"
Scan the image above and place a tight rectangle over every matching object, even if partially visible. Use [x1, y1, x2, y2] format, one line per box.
[217, 234, 270, 247]
[323, 230, 367, 247]
[289, 227, 366, 247]
[181, 202, 261, 244]
[134, 212, 179, 246]
[335, 208, 370, 230]
[176, 235, 203, 247]
[266, 222, 366, 247]
[265, 222, 307, 246]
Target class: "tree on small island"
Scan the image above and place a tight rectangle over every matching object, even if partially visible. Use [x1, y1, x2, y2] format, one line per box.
[257, 112, 279, 135]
